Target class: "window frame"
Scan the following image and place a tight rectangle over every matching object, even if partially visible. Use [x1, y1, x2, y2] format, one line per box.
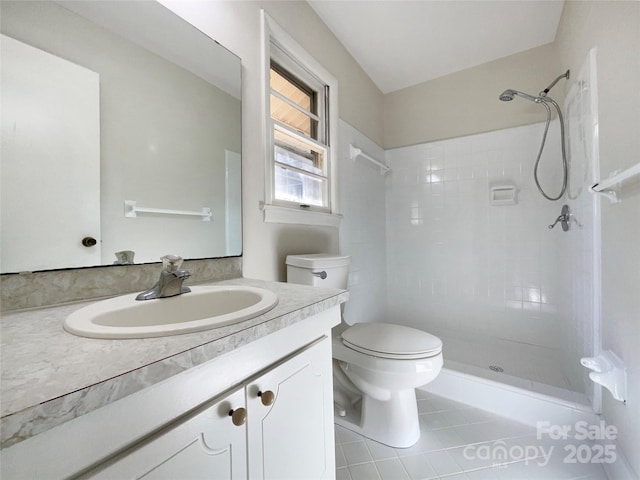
[261, 11, 341, 227]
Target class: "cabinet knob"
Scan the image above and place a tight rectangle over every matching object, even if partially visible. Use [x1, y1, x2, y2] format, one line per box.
[257, 390, 275, 406]
[81, 236, 97, 247]
[228, 408, 247, 426]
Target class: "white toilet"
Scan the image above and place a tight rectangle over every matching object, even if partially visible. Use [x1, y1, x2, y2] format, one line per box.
[286, 254, 443, 448]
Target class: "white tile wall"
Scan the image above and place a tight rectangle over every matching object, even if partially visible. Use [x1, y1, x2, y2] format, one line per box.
[386, 122, 564, 348]
[384, 118, 598, 394]
[339, 120, 388, 324]
[561, 53, 600, 408]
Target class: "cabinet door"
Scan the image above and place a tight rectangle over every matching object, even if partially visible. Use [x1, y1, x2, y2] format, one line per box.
[84, 388, 247, 480]
[247, 337, 335, 480]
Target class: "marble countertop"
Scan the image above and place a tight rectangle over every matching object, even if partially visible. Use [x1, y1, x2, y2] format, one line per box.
[1, 277, 348, 448]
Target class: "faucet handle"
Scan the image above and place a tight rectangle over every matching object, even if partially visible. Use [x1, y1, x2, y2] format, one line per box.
[161, 254, 184, 272]
[547, 205, 571, 232]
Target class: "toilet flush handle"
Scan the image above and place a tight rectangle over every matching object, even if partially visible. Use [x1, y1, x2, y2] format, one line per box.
[312, 271, 327, 280]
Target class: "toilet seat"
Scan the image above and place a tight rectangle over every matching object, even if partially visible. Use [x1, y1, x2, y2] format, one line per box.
[341, 323, 442, 360]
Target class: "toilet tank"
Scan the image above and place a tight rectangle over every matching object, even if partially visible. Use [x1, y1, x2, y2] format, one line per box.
[286, 254, 350, 289]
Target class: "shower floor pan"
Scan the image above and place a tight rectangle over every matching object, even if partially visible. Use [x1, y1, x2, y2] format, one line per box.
[440, 334, 588, 405]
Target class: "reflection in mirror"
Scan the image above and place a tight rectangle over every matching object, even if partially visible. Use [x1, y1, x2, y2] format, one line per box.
[0, 0, 242, 274]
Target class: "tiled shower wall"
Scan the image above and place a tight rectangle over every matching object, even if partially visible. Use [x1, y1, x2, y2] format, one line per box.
[338, 120, 388, 324]
[385, 122, 567, 350]
[340, 94, 597, 396]
[560, 50, 599, 403]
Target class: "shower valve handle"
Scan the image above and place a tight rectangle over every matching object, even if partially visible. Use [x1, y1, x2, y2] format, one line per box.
[548, 215, 566, 229]
[548, 205, 571, 232]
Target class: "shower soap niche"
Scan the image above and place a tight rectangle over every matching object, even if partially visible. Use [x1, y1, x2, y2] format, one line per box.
[580, 350, 626, 403]
[490, 185, 517, 205]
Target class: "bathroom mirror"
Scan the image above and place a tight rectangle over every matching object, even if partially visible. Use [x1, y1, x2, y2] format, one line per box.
[0, 0, 242, 274]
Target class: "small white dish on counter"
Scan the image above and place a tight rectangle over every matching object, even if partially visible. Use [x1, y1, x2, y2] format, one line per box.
[64, 285, 278, 339]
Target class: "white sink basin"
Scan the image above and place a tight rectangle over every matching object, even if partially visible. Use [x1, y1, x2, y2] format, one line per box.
[64, 285, 278, 339]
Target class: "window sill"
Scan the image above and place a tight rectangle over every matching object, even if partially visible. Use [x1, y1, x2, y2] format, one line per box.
[262, 204, 342, 228]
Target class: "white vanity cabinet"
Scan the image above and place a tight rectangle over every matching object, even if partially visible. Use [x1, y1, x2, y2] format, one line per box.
[83, 388, 248, 479]
[82, 337, 334, 480]
[1, 306, 341, 480]
[247, 337, 334, 480]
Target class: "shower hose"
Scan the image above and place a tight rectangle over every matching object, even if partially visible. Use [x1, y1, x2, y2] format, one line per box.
[534, 97, 568, 201]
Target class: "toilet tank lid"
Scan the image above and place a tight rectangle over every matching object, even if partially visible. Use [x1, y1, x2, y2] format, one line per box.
[342, 323, 442, 357]
[286, 254, 351, 269]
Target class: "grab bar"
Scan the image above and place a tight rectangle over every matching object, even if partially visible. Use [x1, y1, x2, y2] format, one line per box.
[590, 162, 640, 203]
[349, 144, 390, 174]
[124, 200, 212, 221]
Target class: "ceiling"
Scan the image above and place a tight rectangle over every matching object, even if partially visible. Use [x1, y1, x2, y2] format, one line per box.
[308, 0, 565, 94]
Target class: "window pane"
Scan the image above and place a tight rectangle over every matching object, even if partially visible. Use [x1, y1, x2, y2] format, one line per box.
[275, 146, 323, 177]
[270, 65, 317, 139]
[274, 166, 326, 207]
[270, 94, 313, 136]
[270, 68, 312, 111]
[274, 129, 324, 175]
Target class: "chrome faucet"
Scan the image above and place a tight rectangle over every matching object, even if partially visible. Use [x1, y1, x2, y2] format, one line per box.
[136, 255, 192, 301]
[548, 204, 571, 232]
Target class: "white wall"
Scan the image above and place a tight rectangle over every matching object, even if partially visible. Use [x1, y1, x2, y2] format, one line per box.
[383, 43, 561, 148]
[338, 120, 388, 325]
[161, 0, 384, 281]
[554, 2, 640, 476]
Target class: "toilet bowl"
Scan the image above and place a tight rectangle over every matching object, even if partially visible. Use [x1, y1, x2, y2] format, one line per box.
[286, 254, 443, 448]
[332, 322, 442, 447]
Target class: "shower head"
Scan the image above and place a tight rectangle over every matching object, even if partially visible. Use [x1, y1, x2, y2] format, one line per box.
[499, 89, 516, 101]
[498, 89, 540, 103]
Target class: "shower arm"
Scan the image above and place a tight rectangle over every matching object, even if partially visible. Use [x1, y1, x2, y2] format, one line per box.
[539, 70, 570, 98]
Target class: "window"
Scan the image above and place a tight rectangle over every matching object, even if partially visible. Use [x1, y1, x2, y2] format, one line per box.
[271, 60, 328, 208]
[262, 12, 340, 227]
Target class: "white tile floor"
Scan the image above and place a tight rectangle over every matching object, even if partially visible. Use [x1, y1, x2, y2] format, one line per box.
[335, 391, 609, 480]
